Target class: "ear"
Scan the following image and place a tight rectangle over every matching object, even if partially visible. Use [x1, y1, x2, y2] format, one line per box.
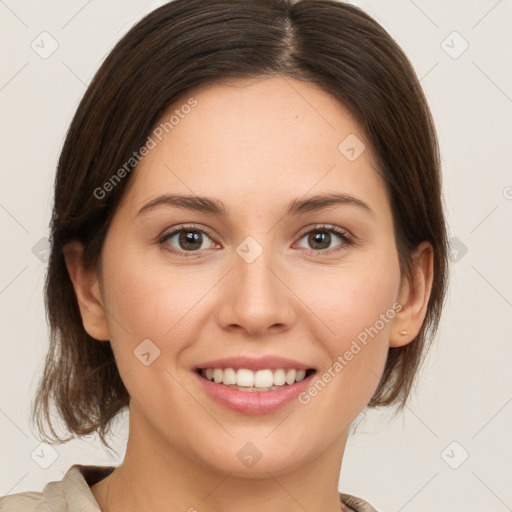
[63, 240, 110, 342]
[390, 241, 434, 348]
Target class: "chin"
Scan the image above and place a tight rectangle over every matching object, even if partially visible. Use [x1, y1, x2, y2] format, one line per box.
[192, 437, 314, 479]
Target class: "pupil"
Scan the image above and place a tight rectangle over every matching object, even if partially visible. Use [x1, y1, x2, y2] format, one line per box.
[310, 231, 330, 250]
[180, 230, 202, 250]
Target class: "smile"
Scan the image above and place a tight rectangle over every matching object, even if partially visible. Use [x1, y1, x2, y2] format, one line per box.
[194, 365, 317, 414]
[198, 367, 316, 391]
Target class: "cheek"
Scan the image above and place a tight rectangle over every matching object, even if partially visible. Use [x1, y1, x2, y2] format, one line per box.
[98, 253, 210, 419]
[300, 252, 400, 397]
[99, 245, 211, 366]
[307, 258, 400, 342]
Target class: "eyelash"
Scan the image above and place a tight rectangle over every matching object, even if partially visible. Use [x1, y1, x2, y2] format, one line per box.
[158, 223, 354, 257]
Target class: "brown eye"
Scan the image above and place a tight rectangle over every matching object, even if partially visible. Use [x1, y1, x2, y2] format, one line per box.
[307, 231, 332, 250]
[160, 226, 216, 254]
[296, 226, 353, 254]
[177, 230, 203, 250]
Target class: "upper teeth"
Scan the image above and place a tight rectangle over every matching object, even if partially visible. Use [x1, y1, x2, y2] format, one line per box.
[201, 368, 307, 387]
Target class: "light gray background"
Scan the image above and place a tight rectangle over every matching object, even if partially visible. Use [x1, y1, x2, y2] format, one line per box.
[1, 1, 511, 511]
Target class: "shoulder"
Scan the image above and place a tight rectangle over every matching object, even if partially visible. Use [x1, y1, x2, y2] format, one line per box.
[339, 492, 379, 512]
[0, 490, 49, 511]
[0, 464, 116, 512]
[0, 479, 65, 512]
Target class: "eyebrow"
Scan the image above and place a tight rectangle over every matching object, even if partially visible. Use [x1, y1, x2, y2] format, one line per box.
[136, 192, 373, 218]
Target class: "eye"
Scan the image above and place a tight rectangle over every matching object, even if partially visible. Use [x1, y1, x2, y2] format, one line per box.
[158, 223, 353, 257]
[159, 224, 217, 255]
[295, 225, 353, 254]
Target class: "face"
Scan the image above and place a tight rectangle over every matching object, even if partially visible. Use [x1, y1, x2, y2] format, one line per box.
[73, 76, 421, 477]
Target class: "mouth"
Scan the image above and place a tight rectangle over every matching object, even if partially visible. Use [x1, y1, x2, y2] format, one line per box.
[193, 355, 318, 414]
[195, 367, 317, 392]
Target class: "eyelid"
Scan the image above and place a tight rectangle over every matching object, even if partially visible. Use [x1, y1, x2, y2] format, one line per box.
[295, 223, 352, 240]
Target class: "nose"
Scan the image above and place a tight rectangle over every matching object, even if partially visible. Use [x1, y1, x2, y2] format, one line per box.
[215, 243, 296, 337]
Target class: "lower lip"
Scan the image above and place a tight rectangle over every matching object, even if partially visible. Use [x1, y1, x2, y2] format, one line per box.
[194, 371, 315, 415]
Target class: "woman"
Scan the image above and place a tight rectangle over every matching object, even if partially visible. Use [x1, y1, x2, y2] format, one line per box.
[0, 0, 448, 511]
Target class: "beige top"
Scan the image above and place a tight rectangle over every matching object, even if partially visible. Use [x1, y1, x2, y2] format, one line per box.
[0, 465, 378, 512]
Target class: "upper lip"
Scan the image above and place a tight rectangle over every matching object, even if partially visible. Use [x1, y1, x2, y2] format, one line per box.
[195, 355, 315, 372]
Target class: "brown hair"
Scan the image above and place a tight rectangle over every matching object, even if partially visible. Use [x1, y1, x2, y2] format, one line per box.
[31, 0, 448, 450]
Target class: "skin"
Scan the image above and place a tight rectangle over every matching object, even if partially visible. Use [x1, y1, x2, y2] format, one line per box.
[65, 76, 433, 512]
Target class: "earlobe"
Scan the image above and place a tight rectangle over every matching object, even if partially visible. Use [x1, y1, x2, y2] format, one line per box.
[63, 240, 110, 341]
[390, 241, 434, 347]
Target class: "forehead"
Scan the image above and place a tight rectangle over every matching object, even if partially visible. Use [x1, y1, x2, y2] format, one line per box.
[120, 76, 387, 213]
[161, 77, 363, 163]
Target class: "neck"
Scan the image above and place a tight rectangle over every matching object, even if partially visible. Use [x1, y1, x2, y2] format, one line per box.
[93, 406, 348, 512]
